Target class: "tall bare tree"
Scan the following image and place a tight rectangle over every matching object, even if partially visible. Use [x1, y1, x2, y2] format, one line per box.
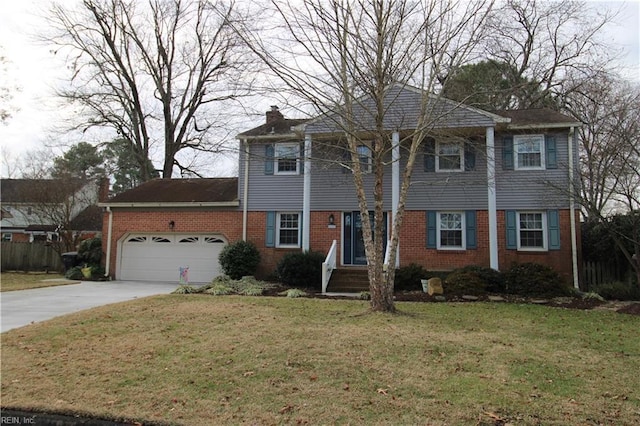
[237, 0, 492, 312]
[482, 0, 616, 109]
[564, 72, 640, 286]
[47, 0, 254, 179]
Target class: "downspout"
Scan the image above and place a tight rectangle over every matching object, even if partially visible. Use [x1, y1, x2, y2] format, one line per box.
[242, 139, 249, 241]
[568, 127, 579, 289]
[104, 206, 113, 277]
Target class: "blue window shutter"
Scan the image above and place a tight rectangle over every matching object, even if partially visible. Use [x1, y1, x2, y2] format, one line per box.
[465, 210, 477, 249]
[426, 211, 436, 248]
[464, 140, 476, 171]
[266, 211, 276, 247]
[545, 135, 557, 169]
[506, 210, 517, 249]
[299, 142, 304, 175]
[264, 144, 274, 175]
[502, 136, 514, 170]
[424, 138, 435, 172]
[548, 209, 560, 250]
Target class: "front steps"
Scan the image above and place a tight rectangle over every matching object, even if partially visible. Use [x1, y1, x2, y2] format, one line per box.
[326, 268, 369, 292]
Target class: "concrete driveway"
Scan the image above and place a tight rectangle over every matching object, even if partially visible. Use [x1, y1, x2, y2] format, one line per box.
[1, 281, 180, 333]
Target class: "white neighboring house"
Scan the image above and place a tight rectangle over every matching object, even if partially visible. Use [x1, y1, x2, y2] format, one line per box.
[0, 178, 105, 246]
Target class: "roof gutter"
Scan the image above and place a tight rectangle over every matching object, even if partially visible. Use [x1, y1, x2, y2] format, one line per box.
[98, 201, 239, 208]
[506, 122, 583, 130]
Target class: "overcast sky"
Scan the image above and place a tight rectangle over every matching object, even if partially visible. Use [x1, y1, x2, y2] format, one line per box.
[1, 0, 639, 178]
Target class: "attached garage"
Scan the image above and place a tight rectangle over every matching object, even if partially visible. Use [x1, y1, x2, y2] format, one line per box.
[119, 233, 226, 283]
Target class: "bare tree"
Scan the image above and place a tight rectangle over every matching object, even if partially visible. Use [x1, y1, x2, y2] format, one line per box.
[46, 0, 255, 179]
[237, 0, 492, 312]
[0, 45, 20, 124]
[564, 72, 640, 286]
[482, 0, 616, 109]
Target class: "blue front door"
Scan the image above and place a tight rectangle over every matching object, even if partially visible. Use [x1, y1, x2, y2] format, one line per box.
[343, 211, 387, 265]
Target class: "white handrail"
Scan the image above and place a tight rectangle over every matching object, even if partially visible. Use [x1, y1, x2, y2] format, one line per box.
[383, 239, 391, 272]
[321, 240, 337, 293]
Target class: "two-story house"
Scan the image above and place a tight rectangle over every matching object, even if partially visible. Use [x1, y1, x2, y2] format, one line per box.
[1, 178, 104, 244]
[101, 85, 581, 288]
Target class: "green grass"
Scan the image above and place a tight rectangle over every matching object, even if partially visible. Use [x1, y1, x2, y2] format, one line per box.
[0, 271, 73, 291]
[1, 296, 639, 425]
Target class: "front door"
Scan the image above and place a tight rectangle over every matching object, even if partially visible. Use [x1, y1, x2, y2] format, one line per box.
[343, 211, 387, 265]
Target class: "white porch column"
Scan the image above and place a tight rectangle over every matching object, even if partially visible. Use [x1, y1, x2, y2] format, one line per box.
[392, 131, 400, 267]
[486, 126, 499, 270]
[568, 127, 579, 289]
[302, 133, 312, 251]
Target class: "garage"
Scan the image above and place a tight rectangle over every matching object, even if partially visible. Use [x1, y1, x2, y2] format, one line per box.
[119, 234, 226, 283]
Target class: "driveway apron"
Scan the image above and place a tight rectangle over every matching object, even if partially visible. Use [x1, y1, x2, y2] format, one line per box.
[1, 281, 179, 333]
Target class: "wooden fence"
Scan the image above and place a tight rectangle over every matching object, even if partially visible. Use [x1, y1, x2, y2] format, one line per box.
[1, 242, 64, 272]
[582, 260, 623, 288]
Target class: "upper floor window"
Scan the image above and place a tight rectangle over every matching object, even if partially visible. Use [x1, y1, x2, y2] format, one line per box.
[424, 138, 475, 172]
[503, 134, 557, 171]
[436, 141, 463, 172]
[275, 143, 300, 174]
[357, 145, 372, 173]
[2, 233, 12, 242]
[514, 135, 544, 170]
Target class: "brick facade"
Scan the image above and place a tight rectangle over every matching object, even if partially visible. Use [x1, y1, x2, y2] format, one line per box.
[104, 208, 579, 282]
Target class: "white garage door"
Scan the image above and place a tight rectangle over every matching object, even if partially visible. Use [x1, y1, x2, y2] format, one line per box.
[119, 234, 226, 283]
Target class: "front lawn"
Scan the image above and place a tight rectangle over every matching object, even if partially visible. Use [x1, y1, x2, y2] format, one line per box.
[1, 296, 639, 425]
[0, 272, 74, 292]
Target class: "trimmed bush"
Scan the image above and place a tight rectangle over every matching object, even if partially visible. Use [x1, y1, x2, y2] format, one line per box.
[394, 263, 429, 291]
[275, 251, 324, 289]
[65, 266, 84, 280]
[218, 241, 261, 280]
[444, 270, 489, 296]
[77, 237, 103, 265]
[591, 281, 640, 301]
[446, 265, 505, 294]
[504, 262, 571, 297]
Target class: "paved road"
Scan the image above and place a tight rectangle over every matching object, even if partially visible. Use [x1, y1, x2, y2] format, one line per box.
[1, 281, 180, 333]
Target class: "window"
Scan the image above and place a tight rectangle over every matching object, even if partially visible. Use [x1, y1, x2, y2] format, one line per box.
[275, 143, 300, 174]
[514, 135, 544, 170]
[357, 145, 372, 173]
[2, 233, 12, 242]
[277, 212, 300, 247]
[436, 141, 463, 172]
[437, 212, 465, 249]
[518, 212, 546, 250]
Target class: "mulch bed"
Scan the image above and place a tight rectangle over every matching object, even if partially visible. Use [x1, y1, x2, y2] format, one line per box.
[263, 285, 640, 316]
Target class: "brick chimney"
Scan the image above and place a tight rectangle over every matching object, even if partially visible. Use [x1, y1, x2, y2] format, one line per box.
[265, 105, 284, 124]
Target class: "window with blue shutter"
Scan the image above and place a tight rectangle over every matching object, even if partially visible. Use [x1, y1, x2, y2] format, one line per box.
[265, 211, 276, 247]
[424, 138, 435, 172]
[506, 210, 517, 249]
[426, 211, 436, 248]
[502, 136, 514, 170]
[545, 136, 557, 169]
[547, 209, 560, 250]
[465, 210, 477, 249]
[464, 140, 476, 171]
[264, 145, 274, 175]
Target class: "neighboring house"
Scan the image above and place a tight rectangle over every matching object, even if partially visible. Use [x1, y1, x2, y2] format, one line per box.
[0, 178, 105, 244]
[101, 85, 582, 287]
